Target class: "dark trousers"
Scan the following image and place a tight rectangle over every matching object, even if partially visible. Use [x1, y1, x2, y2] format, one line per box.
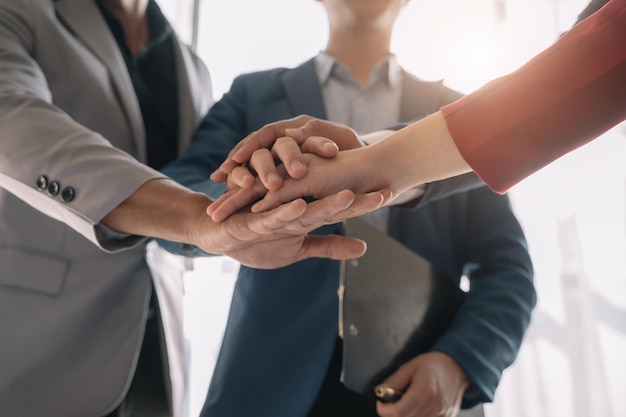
[105, 289, 169, 417]
[307, 337, 379, 417]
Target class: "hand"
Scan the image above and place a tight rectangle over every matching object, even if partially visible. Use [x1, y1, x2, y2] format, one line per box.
[375, 352, 469, 417]
[102, 178, 385, 269]
[193, 189, 386, 269]
[211, 115, 362, 190]
[208, 148, 396, 222]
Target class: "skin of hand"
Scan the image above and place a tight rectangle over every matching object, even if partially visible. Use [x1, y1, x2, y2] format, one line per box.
[208, 113, 472, 221]
[208, 147, 393, 222]
[211, 115, 363, 190]
[101, 178, 386, 269]
[375, 352, 469, 417]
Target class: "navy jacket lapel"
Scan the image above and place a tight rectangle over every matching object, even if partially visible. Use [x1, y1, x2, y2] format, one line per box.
[400, 74, 460, 123]
[281, 59, 327, 119]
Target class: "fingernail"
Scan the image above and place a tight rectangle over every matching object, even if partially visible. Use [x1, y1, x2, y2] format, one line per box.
[231, 151, 242, 162]
[242, 173, 254, 186]
[290, 160, 306, 173]
[267, 173, 281, 185]
[251, 201, 263, 212]
[325, 142, 339, 151]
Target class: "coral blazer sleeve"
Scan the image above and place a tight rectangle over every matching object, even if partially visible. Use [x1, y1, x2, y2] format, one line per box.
[441, 0, 626, 193]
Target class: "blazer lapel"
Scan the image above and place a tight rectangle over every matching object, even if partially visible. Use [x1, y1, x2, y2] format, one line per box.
[281, 59, 327, 119]
[399, 73, 447, 123]
[55, 0, 146, 160]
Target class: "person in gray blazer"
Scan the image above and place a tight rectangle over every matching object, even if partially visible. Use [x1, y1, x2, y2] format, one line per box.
[161, 1, 536, 416]
[0, 1, 382, 417]
[0, 1, 211, 416]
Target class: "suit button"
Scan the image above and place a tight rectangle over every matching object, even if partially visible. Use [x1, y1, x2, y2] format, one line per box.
[47, 181, 61, 196]
[36, 175, 48, 190]
[61, 187, 76, 202]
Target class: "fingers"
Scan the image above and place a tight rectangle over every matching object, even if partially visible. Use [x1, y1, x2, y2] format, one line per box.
[270, 136, 308, 178]
[251, 191, 370, 261]
[376, 364, 414, 404]
[262, 189, 357, 232]
[376, 353, 465, 417]
[210, 168, 228, 184]
[299, 135, 340, 157]
[298, 235, 367, 261]
[228, 115, 313, 166]
[211, 190, 375, 269]
[209, 116, 304, 179]
[285, 118, 361, 151]
[375, 363, 417, 417]
[207, 182, 267, 222]
[251, 181, 314, 213]
[227, 165, 256, 188]
[322, 191, 385, 224]
[251, 135, 339, 187]
[249, 148, 284, 190]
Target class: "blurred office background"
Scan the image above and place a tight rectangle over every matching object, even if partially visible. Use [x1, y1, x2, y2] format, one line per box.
[156, 1, 626, 416]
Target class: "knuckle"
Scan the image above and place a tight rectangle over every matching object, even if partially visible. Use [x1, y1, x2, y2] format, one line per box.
[306, 118, 321, 130]
[275, 136, 294, 146]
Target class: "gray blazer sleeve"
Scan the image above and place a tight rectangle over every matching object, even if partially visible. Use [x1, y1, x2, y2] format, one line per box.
[0, 0, 164, 250]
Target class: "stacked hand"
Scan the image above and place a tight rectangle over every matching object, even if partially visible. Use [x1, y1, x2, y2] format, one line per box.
[208, 115, 395, 223]
[103, 174, 386, 270]
[193, 188, 387, 269]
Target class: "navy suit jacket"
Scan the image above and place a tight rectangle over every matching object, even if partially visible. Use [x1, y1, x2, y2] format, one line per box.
[163, 59, 536, 417]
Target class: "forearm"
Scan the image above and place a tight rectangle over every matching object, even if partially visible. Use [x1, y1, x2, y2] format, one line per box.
[441, 0, 626, 193]
[363, 112, 471, 196]
[102, 178, 211, 245]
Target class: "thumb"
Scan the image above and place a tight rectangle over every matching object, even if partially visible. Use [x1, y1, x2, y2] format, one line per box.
[299, 235, 367, 261]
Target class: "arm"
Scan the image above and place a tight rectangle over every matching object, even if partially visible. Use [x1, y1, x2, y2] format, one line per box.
[442, 0, 626, 193]
[206, 115, 478, 221]
[0, 0, 167, 248]
[378, 188, 535, 415]
[434, 189, 534, 407]
[212, 0, 626, 212]
[208, 113, 468, 220]
[0, 2, 384, 268]
[101, 178, 385, 268]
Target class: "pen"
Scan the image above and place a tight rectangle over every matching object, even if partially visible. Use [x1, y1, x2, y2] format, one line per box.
[374, 386, 403, 403]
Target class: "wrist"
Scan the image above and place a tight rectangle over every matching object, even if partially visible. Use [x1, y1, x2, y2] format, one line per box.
[351, 145, 396, 195]
[167, 189, 215, 249]
[103, 178, 214, 245]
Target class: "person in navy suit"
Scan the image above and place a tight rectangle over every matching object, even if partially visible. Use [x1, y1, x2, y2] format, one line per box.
[161, 1, 536, 416]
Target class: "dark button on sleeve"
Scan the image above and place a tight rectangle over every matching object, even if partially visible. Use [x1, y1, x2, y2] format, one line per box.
[61, 187, 76, 202]
[47, 181, 61, 196]
[36, 175, 48, 190]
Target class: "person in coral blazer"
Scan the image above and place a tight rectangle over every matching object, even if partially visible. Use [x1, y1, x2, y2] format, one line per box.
[212, 0, 625, 214]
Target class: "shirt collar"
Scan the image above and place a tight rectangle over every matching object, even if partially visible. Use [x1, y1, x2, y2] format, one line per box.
[314, 51, 403, 88]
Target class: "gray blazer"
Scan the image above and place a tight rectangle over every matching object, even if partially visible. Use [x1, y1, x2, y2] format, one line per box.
[0, 1, 212, 416]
